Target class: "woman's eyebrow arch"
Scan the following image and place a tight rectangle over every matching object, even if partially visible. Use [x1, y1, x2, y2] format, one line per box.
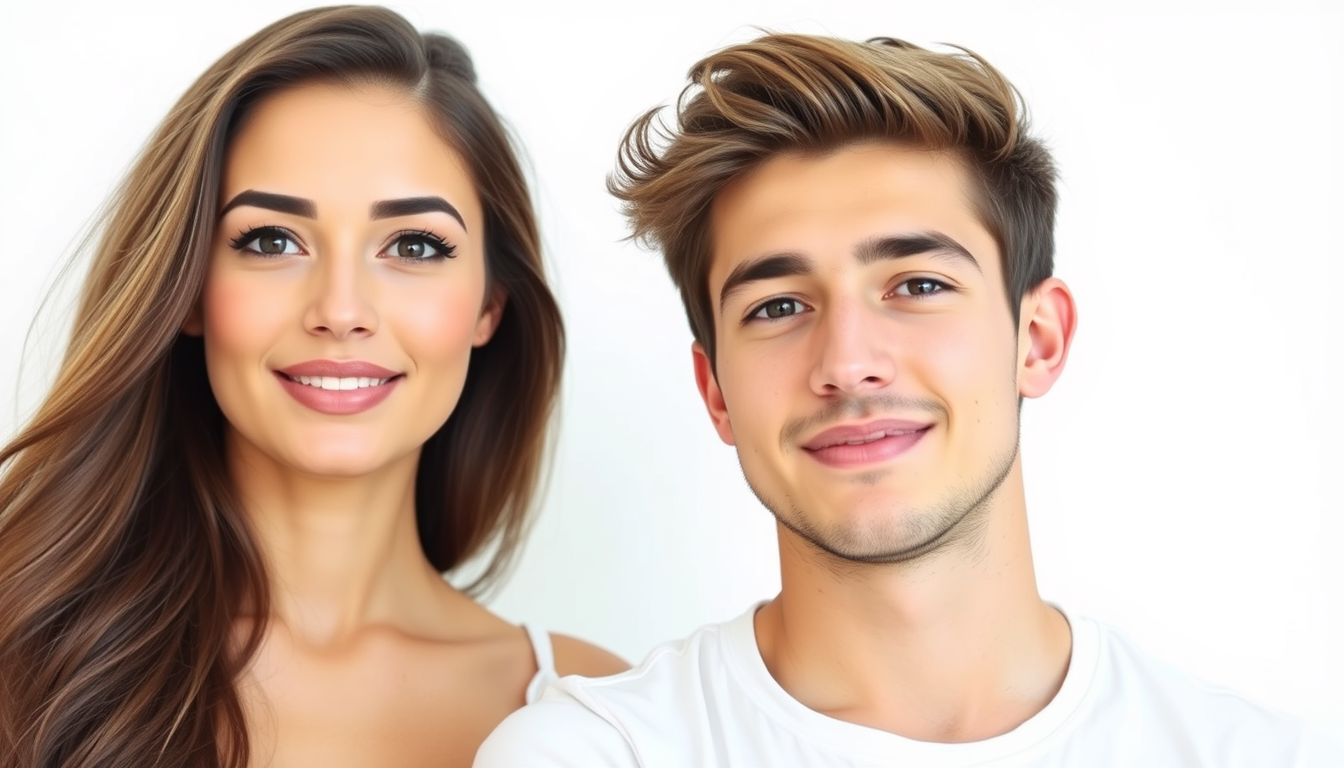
[216, 191, 467, 232]
[218, 190, 316, 219]
[370, 196, 466, 230]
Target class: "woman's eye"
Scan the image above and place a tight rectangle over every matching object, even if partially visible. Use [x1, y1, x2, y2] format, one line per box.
[750, 298, 807, 321]
[233, 229, 301, 256]
[385, 234, 456, 261]
[894, 278, 949, 297]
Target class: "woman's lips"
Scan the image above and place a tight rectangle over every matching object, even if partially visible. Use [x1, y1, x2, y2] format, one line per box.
[273, 360, 402, 415]
[277, 360, 399, 379]
[801, 419, 932, 469]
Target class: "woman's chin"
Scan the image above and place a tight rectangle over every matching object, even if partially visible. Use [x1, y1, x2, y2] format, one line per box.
[222, 420, 432, 483]
[280, 448, 420, 481]
[231, 436, 423, 483]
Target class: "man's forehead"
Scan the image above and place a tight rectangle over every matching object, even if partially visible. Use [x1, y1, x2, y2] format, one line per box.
[705, 143, 990, 287]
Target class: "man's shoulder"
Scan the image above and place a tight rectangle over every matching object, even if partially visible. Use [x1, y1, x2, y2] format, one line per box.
[474, 617, 743, 768]
[474, 693, 638, 768]
[1075, 615, 1339, 765]
[477, 611, 1342, 767]
[1088, 615, 1290, 721]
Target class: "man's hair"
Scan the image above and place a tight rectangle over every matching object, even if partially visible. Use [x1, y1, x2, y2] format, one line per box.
[609, 33, 1058, 367]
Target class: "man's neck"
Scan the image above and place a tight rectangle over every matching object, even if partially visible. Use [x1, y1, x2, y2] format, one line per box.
[752, 465, 1072, 743]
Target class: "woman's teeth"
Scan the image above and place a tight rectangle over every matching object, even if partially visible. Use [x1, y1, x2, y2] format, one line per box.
[290, 375, 388, 391]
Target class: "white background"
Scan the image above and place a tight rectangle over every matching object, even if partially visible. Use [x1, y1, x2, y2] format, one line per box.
[1, 0, 1340, 740]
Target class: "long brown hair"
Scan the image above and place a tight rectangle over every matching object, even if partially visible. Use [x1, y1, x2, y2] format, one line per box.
[609, 33, 1057, 368]
[0, 7, 563, 767]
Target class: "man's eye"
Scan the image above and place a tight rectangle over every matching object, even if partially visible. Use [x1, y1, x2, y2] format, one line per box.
[895, 278, 949, 297]
[750, 298, 806, 321]
[232, 228, 301, 256]
[384, 233, 456, 261]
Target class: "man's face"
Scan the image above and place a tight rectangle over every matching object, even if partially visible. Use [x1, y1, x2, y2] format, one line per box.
[698, 143, 1028, 563]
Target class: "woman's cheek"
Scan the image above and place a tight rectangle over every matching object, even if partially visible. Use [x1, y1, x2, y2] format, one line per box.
[205, 273, 276, 340]
[200, 271, 291, 407]
[393, 279, 488, 370]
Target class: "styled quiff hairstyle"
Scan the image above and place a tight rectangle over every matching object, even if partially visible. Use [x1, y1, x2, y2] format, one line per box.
[610, 33, 1058, 366]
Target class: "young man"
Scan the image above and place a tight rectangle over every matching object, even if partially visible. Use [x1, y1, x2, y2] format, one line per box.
[477, 34, 1339, 767]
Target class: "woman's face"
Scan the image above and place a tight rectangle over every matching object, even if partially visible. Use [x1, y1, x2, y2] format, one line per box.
[188, 81, 500, 478]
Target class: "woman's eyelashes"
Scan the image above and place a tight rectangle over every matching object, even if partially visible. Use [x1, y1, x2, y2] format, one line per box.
[227, 226, 457, 261]
[382, 230, 457, 261]
[230, 226, 303, 257]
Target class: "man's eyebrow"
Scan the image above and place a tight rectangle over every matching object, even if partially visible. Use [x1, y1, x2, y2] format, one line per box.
[856, 232, 981, 272]
[218, 190, 316, 219]
[370, 196, 466, 231]
[719, 253, 815, 313]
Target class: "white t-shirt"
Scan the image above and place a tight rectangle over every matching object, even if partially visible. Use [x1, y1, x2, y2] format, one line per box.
[478, 607, 1341, 767]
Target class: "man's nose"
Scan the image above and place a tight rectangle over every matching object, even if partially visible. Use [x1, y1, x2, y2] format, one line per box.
[808, 297, 896, 396]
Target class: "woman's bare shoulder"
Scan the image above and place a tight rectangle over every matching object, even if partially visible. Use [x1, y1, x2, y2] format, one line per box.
[550, 634, 629, 677]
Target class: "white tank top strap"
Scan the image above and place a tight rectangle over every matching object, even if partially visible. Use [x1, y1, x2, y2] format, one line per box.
[522, 623, 557, 704]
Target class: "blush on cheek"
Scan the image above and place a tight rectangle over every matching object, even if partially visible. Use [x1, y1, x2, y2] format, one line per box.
[198, 271, 297, 419]
[203, 276, 289, 357]
[403, 281, 487, 343]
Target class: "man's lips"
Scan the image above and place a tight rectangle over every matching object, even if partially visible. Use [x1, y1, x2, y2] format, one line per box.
[802, 419, 932, 451]
[800, 419, 932, 469]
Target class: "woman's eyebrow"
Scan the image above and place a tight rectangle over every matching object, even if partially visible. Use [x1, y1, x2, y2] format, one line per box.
[217, 191, 467, 232]
[218, 189, 316, 219]
[370, 196, 466, 231]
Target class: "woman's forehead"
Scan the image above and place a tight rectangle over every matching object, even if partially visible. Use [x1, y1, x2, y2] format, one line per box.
[221, 82, 481, 225]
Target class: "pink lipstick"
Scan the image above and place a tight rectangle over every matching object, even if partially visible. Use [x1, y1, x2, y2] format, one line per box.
[274, 360, 402, 415]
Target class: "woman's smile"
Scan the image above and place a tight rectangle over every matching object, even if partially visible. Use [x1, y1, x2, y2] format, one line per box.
[274, 359, 403, 415]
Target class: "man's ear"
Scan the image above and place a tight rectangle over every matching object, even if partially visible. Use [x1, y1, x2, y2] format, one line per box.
[692, 341, 735, 446]
[472, 285, 507, 347]
[1017, 277, 1077, 399]
[182, 304, 204, 337]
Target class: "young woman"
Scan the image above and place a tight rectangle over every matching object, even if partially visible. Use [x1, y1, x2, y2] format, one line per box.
[0, 7, 623, 767]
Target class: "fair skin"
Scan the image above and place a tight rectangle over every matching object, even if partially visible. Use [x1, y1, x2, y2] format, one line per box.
[183, 81, 624, 767]
[694, 142, 1077, 742]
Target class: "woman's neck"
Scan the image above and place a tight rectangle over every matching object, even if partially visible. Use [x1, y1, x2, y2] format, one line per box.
[226, 429, 447, 645]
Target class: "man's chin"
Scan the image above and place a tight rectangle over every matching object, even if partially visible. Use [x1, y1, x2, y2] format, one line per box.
[763, 485, 991, 564]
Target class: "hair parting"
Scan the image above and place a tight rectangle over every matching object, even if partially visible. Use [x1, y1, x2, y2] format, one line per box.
[0, 7, 562, 766]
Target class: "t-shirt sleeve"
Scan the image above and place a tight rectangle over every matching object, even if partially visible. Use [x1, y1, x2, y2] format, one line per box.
[473, 696, 639, 768]
[1293, 722, 1344, 768]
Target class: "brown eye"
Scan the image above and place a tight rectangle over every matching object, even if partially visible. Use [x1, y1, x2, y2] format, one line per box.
[895, 278, 949, 297]
[258, 235, 289, 254]
[384, 233, 456, 261]
[231, 227, 301, 257]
